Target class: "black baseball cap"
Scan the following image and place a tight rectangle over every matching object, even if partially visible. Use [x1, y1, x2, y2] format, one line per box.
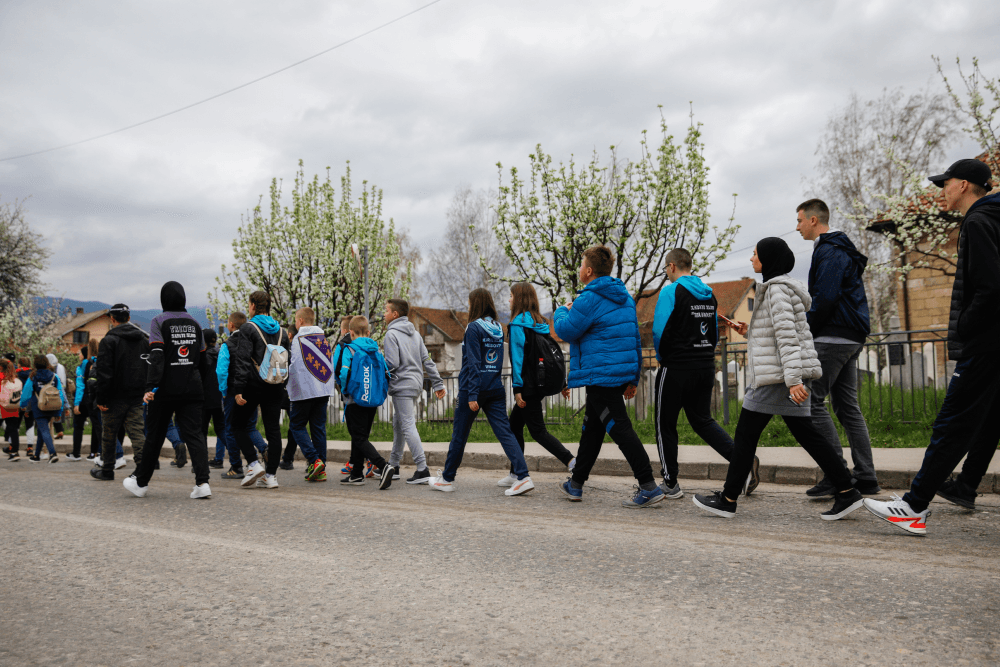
[928, 158, 992, 190]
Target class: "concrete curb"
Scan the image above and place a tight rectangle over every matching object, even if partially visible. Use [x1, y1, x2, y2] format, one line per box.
[38, 440, 998, 494]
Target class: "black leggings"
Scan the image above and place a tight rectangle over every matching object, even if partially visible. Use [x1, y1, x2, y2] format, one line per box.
[722, 408, 853, 500]
[4, 416, 20, 452]
[509, 397, 573, 471]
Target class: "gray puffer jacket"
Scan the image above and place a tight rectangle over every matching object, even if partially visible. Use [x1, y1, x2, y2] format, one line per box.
[746, 275, 822, 388]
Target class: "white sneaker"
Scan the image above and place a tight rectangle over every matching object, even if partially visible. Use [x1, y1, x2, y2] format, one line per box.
[568, 457, 576, 472]
[123, 475, 148, 498]
[94, 456, 103, 467]
[241, 461, 266, 487]
[257, 474, 279, 489]
[505, 476, 534, 496]
[496, 473, 517, 487]
[428, 470, 454, 493]
[65, 453, 81, 461]
[190, 483, 212, 499]
[114, 457, 126, 470]
[863, 494, 930, 535]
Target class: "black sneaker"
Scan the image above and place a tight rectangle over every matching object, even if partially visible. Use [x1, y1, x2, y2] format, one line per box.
[340, 475, 365, 486]
[279, 460, 294, 471]
[7, 452, 20, 461]
[208, 459, 224, 469]
[821, 489, 864, 520]
[406, 468, 431, 484]
[692, 491, 737, 518]
[854, 480, 882, 496]
[391, 465, 401, 480]
[743, 455, 761, 496]
[937, 479, 977, 510]
[222, 466, 244, 479]
[2, 445, 13, 455]
[806, 478, 836, 498]
[378, 466, 393, 490]
[86, 453, 98, 460]
[90, 467, 114, 481]
[28, 455, 41, 463]
[172, 443, 188, 468]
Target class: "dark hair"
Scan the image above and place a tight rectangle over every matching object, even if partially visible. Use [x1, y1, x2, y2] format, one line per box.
[229, 311, 247, 327]
[468, 288, 498, 323]
[203, 329, 218, 347]
[387, 299, 409, 318]
[18, 356, 30, 368]
[249, 290, 271, 315]
[510, 283, 544, 324]
[340, 315, 353, 332]
[796, 198, 830, 226]
[583, 245, 614, 276]
[87, 338, 99, 358]
[664, 248, 693, 271]
[30, 354, 48, 379]
[0, 359, 13, 384]
[970, 182, 990, 197]
[110, 305, 130, 323]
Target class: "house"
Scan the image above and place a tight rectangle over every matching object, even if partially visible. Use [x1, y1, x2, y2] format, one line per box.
[635, 277, 757, 351]
[51, 308, 113, 354]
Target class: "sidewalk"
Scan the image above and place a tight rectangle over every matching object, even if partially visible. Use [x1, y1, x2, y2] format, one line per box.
[47, 437, 1000, 494]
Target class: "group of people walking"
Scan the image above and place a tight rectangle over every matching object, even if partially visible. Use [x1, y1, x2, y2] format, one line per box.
[2, 158, 997, 537]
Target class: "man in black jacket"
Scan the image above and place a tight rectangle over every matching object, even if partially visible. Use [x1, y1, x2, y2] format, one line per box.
[864, 158, 1000, 535]
[90, 304, 149, 481]
[796, 198, 879, 497]
[124, 282, 212, 499]
[202, 329, 228, 469]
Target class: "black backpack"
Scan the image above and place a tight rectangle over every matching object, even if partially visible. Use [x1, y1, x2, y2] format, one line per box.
[82, 357, 99, 410]
[518, 330, 566, 398]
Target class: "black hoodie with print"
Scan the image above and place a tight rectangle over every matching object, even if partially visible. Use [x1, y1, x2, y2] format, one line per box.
[145, 281, 207, 399]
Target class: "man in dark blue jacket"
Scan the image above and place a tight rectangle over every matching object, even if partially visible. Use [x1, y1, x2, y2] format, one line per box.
[796, 198, 879, 497]
[554, 245, 664, 508]
[864, 159, 1000, 535]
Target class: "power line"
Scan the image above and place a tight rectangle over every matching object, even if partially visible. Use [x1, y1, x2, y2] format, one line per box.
[0, 0, 446, 162]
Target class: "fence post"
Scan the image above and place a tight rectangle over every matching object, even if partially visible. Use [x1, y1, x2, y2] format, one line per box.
[721, 337, 729, 426]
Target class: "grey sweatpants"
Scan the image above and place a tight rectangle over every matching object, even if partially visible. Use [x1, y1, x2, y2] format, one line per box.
[389, 396, 426, 470]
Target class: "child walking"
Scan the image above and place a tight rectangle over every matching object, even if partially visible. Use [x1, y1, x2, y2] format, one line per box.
[428, 288, 534, 496]
[20, 354, 66, 463]
[503, 282, 575, 486]
[287, 307, 336, 482]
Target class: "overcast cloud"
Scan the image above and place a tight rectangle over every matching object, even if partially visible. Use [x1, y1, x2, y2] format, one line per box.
[1, 0, 997, 309]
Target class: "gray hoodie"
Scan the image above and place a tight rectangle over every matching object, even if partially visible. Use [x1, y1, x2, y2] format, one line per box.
[383, 316, 445, 398]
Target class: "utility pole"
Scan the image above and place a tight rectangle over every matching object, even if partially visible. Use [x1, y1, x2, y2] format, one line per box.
[361, 245, 370, 322]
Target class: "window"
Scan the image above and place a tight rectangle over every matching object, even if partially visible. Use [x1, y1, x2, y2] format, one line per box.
[747, 297, 754, 312]
[72, 330, 89, 345]
[423, 324, 434, 337]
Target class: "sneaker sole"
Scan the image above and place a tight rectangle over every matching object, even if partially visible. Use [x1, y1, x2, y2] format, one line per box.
[340, 478, 365, 486]
[745, 456, 761, 496]
[241, 467, 267, 487]
[936, 491, 975, 510]
[505, 482, 534, 496]
[692, 495, 735, 518]
[863, 501, 928, 535]
[497, 479, 515, 487]
[559, 485, 582, 502]
[623, 492, 666, 508]
[821, 498, 864, 520]
[429, 483, 454, 492]
[379, 471, 393, 490]
[406, 477, 431, 484]
[664, 489, 684, 499]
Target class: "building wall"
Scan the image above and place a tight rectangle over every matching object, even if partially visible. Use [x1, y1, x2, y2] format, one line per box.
[724, 287, 756, 345]
[60, 315, 115, 354]
[898, 230, 958, 332]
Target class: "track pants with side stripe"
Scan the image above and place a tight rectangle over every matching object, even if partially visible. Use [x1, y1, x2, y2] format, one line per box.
[654, 366, 734, 486]
[571, 385, 655, 487]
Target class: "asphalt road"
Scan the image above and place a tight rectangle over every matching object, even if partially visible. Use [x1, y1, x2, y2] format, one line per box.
[1, 459, 998, 667]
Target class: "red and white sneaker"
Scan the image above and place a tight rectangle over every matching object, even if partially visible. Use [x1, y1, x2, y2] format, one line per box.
[428, 470, 454, 493]
[864, 494, 930, 535]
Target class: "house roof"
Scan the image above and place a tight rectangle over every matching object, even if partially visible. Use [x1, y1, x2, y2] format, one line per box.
[635, 277, 755, 325]
[409, 307, 468, 341]
[50, 309, 111, 338]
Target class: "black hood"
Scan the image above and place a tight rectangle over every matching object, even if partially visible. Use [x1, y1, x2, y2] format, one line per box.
[160, 281, 187, 311]
[108, 322, 149, 341]
[816, 231, 868, 270]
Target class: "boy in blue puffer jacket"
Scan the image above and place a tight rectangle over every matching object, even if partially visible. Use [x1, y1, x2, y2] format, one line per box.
[554, 246, 664, 508]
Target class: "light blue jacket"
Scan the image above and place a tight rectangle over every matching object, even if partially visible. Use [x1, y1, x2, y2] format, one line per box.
[336, 336, 382, 406]
[553, 276, 642, 388]
[508, 312, 550, 390]
[216, 341, 231, 397]
[74, 358, 90, 406]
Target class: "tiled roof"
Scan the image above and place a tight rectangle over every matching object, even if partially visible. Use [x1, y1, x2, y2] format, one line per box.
[50, 309, 111, 338]
[410, 307, 468, 341]
[635, 277, 755, 326]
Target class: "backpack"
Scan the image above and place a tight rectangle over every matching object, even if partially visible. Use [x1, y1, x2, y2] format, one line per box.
[250, 323, 289, 384]
[519, 330, 566, 398]
[37, 377, 62, 412]
[343, 343, 389, 408]
[82, 357, 99, 409]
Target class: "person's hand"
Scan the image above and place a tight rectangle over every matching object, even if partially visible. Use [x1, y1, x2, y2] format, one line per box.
[515, 393, 526, 408]
[789, 383, 810, 405]
[435, 388, 446, 400]
[143, 391, 155, 404]
[561, 387, 570, 399]
[73, 406, 80, 415]
[97, 404, 108, 412]
[564, 301, 573, 310]
[734, 321, 748, 336]
[468, 401, 480, 412]
[623, 384, 637, 400]
[235, 394, 247, 406]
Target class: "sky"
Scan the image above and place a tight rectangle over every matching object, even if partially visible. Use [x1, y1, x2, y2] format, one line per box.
[1, 0, 997, 309]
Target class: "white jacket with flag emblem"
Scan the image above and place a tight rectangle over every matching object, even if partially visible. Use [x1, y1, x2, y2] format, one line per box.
[288, 325, 336, 401]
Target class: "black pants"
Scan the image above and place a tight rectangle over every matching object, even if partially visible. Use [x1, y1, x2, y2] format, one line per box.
[4, 416, 20, 452]
[201, 404, 225, 458]
[136, 397, 209, 486]
[904, 354, 1000, 512]
[571, 385, 655, 486]
[509, 397, 573, 471]
[72, 407, 101, 458]
[723, 408, 853, 500]
[232, 384, 285, 476]
[345, 403, 386, 476]
[654, 366, 734, 485]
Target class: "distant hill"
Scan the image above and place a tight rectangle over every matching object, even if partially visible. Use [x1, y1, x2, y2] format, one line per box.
[42, 297, 215, 331]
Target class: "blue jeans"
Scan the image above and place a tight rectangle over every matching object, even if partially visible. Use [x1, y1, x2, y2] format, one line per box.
[35, 416, 56, 456]
[223, 395, 267, 457]
[289, 396, 329, 464]
[443, 389, 528, 482]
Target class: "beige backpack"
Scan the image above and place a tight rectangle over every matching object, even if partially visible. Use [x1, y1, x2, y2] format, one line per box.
[37, 377, 62, 412]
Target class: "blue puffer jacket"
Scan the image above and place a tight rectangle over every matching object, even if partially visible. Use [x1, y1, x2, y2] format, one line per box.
[508, 312, 551, 390]
[554, 276, 642, 388]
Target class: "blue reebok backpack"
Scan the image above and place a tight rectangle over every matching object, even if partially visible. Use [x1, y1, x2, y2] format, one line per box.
[344, 343, 389, 408]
